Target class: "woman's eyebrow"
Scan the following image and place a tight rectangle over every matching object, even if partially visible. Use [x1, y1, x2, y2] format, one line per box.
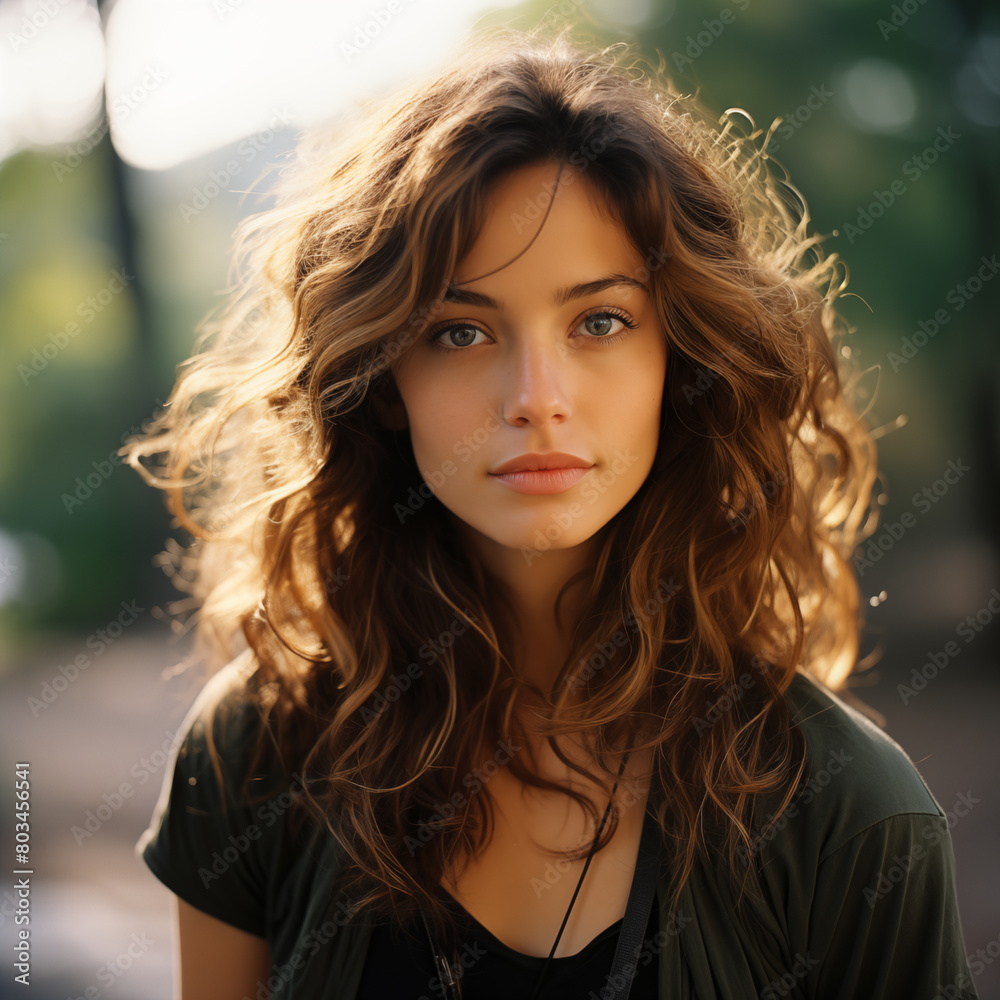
[442, 273, 650, 309]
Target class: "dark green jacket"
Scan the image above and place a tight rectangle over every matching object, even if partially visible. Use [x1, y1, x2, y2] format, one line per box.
[137, 652, 979, 998]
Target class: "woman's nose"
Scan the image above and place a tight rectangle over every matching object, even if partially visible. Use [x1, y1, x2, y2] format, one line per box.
[499, 335, 573, 426]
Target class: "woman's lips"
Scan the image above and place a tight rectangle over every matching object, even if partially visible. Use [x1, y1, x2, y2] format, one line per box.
[489, 467, 592, 495]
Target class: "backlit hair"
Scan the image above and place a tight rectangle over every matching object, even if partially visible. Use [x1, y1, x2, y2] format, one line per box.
[121, 20, 880, 948]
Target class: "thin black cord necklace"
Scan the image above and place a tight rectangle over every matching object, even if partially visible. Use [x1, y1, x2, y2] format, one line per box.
[421, 752, 631, 1000]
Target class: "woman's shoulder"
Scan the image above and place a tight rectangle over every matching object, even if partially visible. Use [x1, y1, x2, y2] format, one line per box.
[183, 647, 260, 735]
[788, 670, 942, 810]
[135, 648, 308, 936]
[730, 670, 979, 998]
[168, 647, 296, 808]
[755, 668, 948, 865]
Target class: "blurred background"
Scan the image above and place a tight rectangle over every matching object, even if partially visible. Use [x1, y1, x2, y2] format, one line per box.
[0, 0, 997, 996]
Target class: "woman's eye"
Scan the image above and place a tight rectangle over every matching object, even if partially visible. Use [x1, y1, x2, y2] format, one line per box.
[430, 324, 488, 350]
[576, 310, 638, 341]
[429, 310, 637, 351]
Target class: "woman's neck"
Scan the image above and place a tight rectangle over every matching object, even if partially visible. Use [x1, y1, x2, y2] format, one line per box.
[449, 512, 604, 678]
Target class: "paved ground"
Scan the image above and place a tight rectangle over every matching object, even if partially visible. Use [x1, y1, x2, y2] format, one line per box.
[0, 626, 997, 1000]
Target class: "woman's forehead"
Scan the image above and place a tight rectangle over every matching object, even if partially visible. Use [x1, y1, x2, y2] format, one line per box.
[448, 164, 645, 295]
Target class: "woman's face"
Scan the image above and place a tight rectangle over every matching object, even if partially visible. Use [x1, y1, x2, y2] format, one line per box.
[389, 159, 668, 563]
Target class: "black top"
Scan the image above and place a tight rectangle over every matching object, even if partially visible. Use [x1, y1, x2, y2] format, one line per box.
[356, 885, 659, 999]
[136, 652, 980, 998]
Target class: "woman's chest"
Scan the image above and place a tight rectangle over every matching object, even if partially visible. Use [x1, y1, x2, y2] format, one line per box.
[440, 742, 654, 958]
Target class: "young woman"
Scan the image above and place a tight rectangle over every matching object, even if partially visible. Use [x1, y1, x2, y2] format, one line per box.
[125, 23, 979, 1000]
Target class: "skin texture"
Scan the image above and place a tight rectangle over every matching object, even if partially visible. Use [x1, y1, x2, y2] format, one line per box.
[173, 897, 271, 1000]
[388, 159, 669, 698]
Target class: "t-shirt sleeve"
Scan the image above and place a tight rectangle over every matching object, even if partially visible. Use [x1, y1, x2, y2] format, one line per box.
[805, 811, 979, 999]
[135, 656, 275, 937]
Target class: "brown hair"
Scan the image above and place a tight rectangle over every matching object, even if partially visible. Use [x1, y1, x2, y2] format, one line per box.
[121, 21, 879, 950]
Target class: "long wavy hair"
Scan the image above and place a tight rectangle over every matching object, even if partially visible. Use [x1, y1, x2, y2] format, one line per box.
[121, 22, 880, 951]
